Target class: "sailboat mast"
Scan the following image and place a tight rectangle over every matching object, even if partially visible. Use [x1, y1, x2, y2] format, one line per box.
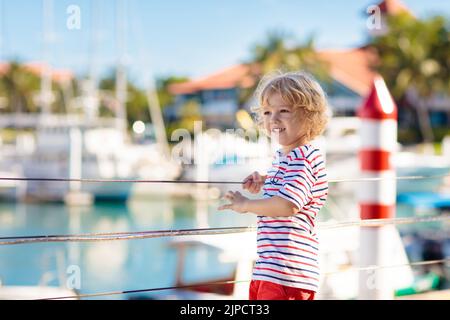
[128, 0, 171, 159]
[84, 0, 99, 120]
[89, 0, 98, 85]
[115, 0, 127, 131]
[146, 80, 170, 158]
[40, 0, 53, 115]
[0, 0, 4, 61]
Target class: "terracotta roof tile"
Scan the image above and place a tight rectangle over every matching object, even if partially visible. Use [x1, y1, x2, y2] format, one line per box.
[377, 0, 413, 16]
[0, 62, 74, 83]
[0, 62, 9, 75]
[169, 48, 379, 97]
[318, 47, 379, 96]
[24, 62, 74, 84]
[168, 64, 258, 95]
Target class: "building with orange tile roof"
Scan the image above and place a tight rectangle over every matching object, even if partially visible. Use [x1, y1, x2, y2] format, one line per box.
[166, 46, 379, 126]
[22, 62, 74, 85]
[378, 0, 413, 16]
[166, 0, 448, 130]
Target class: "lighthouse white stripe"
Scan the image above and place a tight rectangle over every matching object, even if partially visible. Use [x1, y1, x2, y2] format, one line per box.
[356, 171, 397, 205]
[360, 119, 398, 151]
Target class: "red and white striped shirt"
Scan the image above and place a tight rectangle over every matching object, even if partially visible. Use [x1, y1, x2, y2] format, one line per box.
[252, 144, 328, 292]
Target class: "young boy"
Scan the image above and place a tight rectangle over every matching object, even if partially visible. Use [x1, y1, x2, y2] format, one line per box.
[218, 71, 329, 300]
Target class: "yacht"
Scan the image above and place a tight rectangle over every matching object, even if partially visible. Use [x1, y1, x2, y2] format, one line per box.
[319, 117, 450, 196]
[20, 115, 181, 202]
[180, 117, 450, 199]
[0, 284, 78, 300]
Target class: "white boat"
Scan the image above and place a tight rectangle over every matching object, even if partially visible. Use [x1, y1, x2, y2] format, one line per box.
[394, 151, 450, 193]
[0, 260, 79, 300]
[0, 285, 78, 300]
[0, 132, 31, 199]
[319, 117, 450, 196]
[179, 130, 274, 199]
[18, 115, 181, 202]
[179, 117, 450, 199]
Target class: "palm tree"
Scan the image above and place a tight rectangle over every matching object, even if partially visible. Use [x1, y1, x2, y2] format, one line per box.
[0, 62, 40, 113]
[155, 76, 189, 109]
[0, 71, 7, 111]
[370, 13, 450, 143]
[98, 73, 148, 126]
[97, 73, 189, 128]
[251, 30, 329, 77]
[242, 30, 330, 105]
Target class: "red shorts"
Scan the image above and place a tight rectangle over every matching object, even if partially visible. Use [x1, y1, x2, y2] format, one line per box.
[249, 280, 315, 300]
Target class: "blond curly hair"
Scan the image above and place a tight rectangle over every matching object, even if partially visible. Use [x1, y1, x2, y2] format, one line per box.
[252, 71, 329, 143]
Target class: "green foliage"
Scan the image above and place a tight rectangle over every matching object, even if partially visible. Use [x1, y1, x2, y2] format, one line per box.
[98, 73, 188, 128]
[370, 13, 450, 143]
[398, 126, 450, 145]
[164, 98, 204, 141]
[0, 61, 77, 114]
[98, 73, 149, 126]
[251, 30, 330, 79]
[432, 126, 450, 142]
[398, 128, 421, 144]
[175, 99, 203, 133]
[371, 13, 450, 99]
[243, 30, 331, 104]
[0, 62, 40, 113]
[156, 76, 189, 109]
[0, 62, 189, 137]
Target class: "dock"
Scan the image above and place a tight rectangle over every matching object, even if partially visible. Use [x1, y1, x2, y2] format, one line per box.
[396, 289, 450, 300]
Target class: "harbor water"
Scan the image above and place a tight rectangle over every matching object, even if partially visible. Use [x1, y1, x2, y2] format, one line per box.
[0, 192, 448, 299]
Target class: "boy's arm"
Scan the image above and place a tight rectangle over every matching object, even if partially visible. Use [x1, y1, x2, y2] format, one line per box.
[244, 196, 297, 217]
[219, 191, 297, 217]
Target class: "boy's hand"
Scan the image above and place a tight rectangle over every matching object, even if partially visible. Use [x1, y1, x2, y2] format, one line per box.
[218, 191, 249, 213]
[242, 171, 266, 194]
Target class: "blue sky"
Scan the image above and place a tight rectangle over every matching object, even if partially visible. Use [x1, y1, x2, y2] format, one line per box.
[0, 0, 449, 85]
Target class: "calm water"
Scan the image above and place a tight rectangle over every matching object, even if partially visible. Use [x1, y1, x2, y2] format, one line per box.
[0, 196, 261, 299]
[0, 193, 447, 299]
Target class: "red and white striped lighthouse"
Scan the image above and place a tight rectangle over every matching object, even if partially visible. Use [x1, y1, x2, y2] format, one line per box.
[357, 75, 398, 299]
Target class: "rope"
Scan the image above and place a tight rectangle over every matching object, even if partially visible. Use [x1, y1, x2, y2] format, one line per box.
[330, 174, 450, 183]
[0, 177, 230, 184]
[324, 258, 449, 275]
[320, 214, 450, 229]
[0, 226, 257, 245]
[3, 155, 448, 300]
[41, 279, 250, 300]
[1, 214, 448, 246]
[0, 173, 449, 184]
[42, 258, 450, 300]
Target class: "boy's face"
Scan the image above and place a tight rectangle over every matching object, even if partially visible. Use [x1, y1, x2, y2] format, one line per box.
[262, 93, 306, 151]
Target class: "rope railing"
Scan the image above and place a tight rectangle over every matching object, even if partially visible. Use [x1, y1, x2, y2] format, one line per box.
[0, 173, 449, 185]
[41, 258, 450, 300]
[0, 226, 256, 245]
[1, 214, 448, 246]
[2, 173, 449, 300]
[324, 258, 449, 275]
[319, 214, 450, 229]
